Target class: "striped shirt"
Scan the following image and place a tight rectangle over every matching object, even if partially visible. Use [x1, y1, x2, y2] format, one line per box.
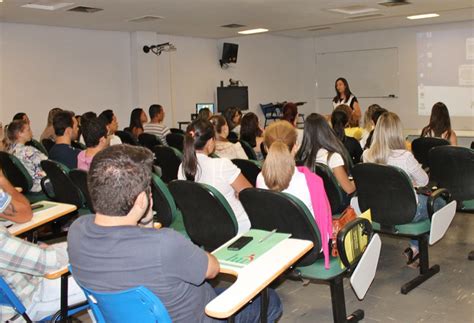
[0, 226, 68, 321]
[143, 123, 170, 146]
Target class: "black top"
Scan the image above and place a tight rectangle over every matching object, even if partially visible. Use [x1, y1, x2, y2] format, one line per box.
[343, 135, 363, 165]
[48, 143, 80, 169]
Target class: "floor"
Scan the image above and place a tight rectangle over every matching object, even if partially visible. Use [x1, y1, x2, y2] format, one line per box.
[76, 211, 473, 322]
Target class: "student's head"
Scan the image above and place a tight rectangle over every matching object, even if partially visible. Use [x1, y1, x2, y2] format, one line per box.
[363, 104, 381, 131]
[425, 102, 452, 137]
[99, 109, 119, 134]
[88, 145, 154, 221]
[334, 77, 351, 100]
[13, 113, 30, 125]
[262, 121, 297, 192]
[81, 117, 109, 149]
[197, 108, 213, 121]
[282, 102, 298, 126]
[331, 110, 349, 142]
[366, 112, 405, 164]
[46, 108, 63, 127]
[209, 115, 228, 140]
[371, 106, 388, 125]
[53, 110, 79, 140]
[182, 119, 216, 181]
[149, 104, 164, 122]
[129, 108, 147, 128]
[223, 107, 242, 130]
[240, 112, 262, 147]
[6, 119, 32, 144]
[296, 113, 350, 172]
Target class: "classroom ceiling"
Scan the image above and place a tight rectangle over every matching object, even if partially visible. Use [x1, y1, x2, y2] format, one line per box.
[0, 0, 473, 38]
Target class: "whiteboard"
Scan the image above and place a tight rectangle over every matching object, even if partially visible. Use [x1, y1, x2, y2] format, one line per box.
[316, 47, 399, 99]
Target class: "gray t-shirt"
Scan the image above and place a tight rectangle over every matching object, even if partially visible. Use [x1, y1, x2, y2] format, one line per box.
[67, 215, 217, 322]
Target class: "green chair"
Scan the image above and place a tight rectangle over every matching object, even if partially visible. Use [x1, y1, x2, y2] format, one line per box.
[352, 163, 455, 294]
[240, 188, 381, 323]
[231, 159, 261, 187]
[26, 139, 49, 156]
[153, 146, 183, 184]
[312, 162, 350, 215]
[168, 180, 238, 251]
[239, 140, 257, 160]
[0, 151, 47, 203]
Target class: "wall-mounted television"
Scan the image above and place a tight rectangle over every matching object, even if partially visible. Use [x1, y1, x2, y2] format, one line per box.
[217, 86, 248, 112]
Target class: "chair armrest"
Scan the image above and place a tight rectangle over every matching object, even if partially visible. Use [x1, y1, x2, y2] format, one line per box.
[44, 266, 69, 279]
[40, 177, 55, 200]
[427, 188, 451, 219]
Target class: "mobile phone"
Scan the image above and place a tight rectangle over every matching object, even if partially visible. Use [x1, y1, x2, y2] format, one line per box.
[0, 190, 12, 213]
[31, 204, 44, 210]
[227, 236, 253, 251]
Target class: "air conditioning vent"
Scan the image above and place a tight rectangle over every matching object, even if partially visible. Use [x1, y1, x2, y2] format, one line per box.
[128, 15, 164, 23]
[347, 14, 385, 20]
[221, 24, 247, 28]
[67, 6, 103, 13]
[378, 0, 411, 7]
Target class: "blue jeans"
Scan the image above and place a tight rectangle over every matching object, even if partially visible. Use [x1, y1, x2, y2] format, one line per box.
[410, 193, 446, 249]
[214, 287, 283, 323]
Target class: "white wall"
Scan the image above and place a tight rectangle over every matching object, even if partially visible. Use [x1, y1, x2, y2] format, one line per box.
[0, 23, 134, 137]
[309, 20, 474, 131]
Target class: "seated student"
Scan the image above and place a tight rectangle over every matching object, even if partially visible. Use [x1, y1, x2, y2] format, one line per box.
[0, 169, 32, 223]
[333, 104, 363, 140]
[99, 109, 122, 145]
[256, 121, 332, 268]
[209, 115, 248, 160]
[6, 120, 47, 192]
[12, 112, 30, 125]
[363, 106, 388, 150]
[143, 104, 171, 145]
[223, 106, 242, 137]
[421, 102, 457, 146]
[48, 111, 81, 169]
[331, 110, 363, 165]
[240, 112, 264, 160]
[178, 119, 252, 234]
[0, 175, 86, 321]
[41, 107, 63, 142]
[197, 107, 213, 121]
[68, 144, 282, 323]
[359, 104, 380, 149]
[126, 108, 147, 140]
[363, 112, 444, 266]
[77, 117, 109, 171]
[281, 102, 304, 145]
[77, 111, 97, 145]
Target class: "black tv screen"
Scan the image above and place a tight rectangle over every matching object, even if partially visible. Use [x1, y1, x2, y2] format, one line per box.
[217, 86, 248, 112]
[222, 43, 238, 64]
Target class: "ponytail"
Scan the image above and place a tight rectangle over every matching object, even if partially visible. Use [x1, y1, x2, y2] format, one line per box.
[262, 140, 295, 191]
[181, 119, 215, 181]
[331, 110, 348, 142]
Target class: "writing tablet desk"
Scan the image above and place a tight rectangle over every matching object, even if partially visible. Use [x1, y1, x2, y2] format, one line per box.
[206, 235, 313, 322]
[8, 201, 77, 236]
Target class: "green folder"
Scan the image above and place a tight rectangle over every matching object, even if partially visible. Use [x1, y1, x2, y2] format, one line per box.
[213, 229, 291, 268]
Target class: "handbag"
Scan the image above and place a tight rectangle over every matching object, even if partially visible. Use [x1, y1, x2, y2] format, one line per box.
[331, 206, 357, 257]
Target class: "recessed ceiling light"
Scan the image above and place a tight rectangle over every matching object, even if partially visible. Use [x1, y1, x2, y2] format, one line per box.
[238, 28, 269, 35]
[407, 13, 439, 20]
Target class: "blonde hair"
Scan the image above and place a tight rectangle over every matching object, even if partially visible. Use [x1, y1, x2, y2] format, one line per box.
[262, 121, 297, 191]
[365, 112, 406, 164]
[363, 104, 380, 131]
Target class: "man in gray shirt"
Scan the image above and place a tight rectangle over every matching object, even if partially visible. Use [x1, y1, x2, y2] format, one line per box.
[67, 144, 282, 322]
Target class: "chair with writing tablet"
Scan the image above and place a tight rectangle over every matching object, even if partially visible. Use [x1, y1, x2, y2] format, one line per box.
[115, 130, 138, 146]
[165, 133, 184, 152]
[41, 138, 55, 153]
[231, 159, 261, 187]
[139, 133, 163, 150]
[26, 139, 49, 156]
[313, 162, 350, 215]
[411, 137, 449, 170]
[239, 140, 257, 160]
[69, 169, 95, 213]
[168, 180, 238, 251]
[352, 163, 455, 295]
[240, 188, 381, 323]
[153, 146, 183, 184]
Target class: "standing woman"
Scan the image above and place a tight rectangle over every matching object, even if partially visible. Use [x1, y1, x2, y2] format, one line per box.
[421, 102, 457, 145]
[333, 77, 362, 126]
[178, 119, 252, 234]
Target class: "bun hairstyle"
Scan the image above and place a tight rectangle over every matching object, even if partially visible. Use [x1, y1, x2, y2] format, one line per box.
[262, 121, 297, 192]
[182, 118, 215, 181]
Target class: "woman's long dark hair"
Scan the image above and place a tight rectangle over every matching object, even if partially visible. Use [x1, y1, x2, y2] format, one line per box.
[421, 102, 452, 139]
[129, 108, 144, 129]
[182, 119, 215, 181]
[331, 110, 348, 143]
[240, 112, 262, 148]
[281, 102, 298, 125]
[223, 107, 241, 131]
[333, 77, 352, 103]
[296, 113, 351, 173]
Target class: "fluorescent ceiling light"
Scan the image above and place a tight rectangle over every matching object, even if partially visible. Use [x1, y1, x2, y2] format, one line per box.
[238, 28, 269, 35]
[21, 3, 74, 11]
[407, 13, 439, 20]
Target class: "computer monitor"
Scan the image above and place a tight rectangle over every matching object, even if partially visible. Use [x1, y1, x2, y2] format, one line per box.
[196, 103, 215, 114]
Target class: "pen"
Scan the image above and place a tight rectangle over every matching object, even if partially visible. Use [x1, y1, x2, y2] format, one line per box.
[259, 229, 277, 243]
